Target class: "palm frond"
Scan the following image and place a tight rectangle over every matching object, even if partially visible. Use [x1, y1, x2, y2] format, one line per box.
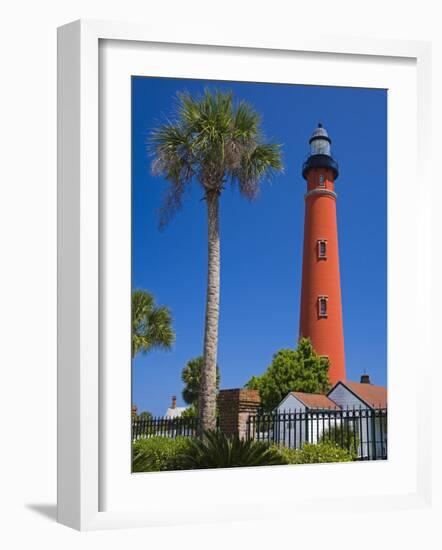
[179, 430, 286, 469]
[149, 88, 284, 222]
[132, 290, 175, 357]
[234, 142, 284, 199]
[232, 100, 261, 139]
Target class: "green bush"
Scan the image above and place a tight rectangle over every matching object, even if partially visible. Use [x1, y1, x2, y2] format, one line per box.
[319, 424, 359, 457]
[274, 442, 355, 464]
[132, 436, 355, 473]
[132, 436, 192, 472]
[179, 430, 287, 469]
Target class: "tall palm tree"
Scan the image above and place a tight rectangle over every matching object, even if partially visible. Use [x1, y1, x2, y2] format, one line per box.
[132, 289, 175, 359]
[149, 89, 283, 432]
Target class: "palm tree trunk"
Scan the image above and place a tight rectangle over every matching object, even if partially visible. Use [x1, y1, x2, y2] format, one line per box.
[199, 191, 220, 433]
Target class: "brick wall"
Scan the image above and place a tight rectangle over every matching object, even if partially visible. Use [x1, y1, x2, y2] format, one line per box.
[218, 388, 261, 439]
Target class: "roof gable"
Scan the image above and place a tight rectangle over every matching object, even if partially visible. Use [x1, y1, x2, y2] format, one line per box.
[328, 381, 387, 409]
[277, 393, 305, 411]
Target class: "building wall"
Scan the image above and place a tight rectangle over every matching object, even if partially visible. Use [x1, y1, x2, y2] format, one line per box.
[328, 383, 366, 409]
[277, 394, 305, 413]
[276, 395, 341, 448]
[328, 384, 387, 458]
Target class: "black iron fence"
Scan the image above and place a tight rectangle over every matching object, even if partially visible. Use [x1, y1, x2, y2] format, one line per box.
[132, 415, 198, 441]
[246, 407, 387, 460]
[132, 408, 388, 461]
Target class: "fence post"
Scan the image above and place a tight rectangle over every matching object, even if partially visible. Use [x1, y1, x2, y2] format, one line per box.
[305, 412, 309, 445]
[371, 409, 377, 460]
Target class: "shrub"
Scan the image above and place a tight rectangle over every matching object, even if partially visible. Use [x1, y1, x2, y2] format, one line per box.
[132, 436, 192, 472]
[319, 424, 359, 457]
[132, 436, 355, 473]
[180, 430, 287, 469]
[274, 442, 355, 464]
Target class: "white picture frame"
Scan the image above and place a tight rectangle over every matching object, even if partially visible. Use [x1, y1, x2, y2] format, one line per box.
[57, 19, 434, 531]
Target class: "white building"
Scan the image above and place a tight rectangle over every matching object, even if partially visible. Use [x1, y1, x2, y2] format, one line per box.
[276, 391, 340, 449]
[276, 376, 387, 459]
[164, 395, 188, 418]
[328, 379, 387, 458]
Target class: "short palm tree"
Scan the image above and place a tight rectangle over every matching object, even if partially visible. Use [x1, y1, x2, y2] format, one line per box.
[132, 289, 175, 358]
[179, 430, 286, 469]
[150, 89, 283, 432]
[181, 356, 220, 408]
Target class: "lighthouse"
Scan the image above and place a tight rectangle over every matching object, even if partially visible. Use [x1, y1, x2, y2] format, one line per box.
[299, 124, 346, 385]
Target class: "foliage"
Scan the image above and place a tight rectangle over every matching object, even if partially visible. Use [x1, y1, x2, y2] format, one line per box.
[179, 430, 286, 469]
[131, 436, 355, 472]
[149, 89, 284, 228]
[180, 405, 198, 419]
[132, 289, 175, 358]
[245, 338, 331, 411]
[274, 442, 355, 464]
[137, 411, 153, 421]
[319, 424, 359, 457]
[181, 356, 220, 406]
[132, 437, 192, 472]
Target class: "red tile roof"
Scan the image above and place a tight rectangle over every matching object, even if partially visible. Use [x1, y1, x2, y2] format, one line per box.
[291, 392, 341, 410]
[339, 381, 387, 409]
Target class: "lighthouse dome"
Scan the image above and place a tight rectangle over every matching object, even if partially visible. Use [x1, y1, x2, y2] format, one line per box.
[302, 123, 339, 180]
[309, 124, 330, 142]
[309, 123, 331, 156]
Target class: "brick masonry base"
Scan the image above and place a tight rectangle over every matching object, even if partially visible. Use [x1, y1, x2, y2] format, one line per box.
[218, 388, 261, 439]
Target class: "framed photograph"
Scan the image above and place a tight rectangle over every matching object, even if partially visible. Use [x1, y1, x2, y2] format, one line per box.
[57, 19, 433, 531]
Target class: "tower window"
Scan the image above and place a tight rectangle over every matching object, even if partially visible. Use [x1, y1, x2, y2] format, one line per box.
[318, 296, 328, 318]
[318, 174, 325, 187]
[317, 239, 327, 259]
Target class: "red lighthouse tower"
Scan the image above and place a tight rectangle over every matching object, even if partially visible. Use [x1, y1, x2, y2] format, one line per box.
[299, 124, 346, 385]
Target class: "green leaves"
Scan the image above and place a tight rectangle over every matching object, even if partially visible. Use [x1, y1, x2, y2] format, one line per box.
[181, 356, 220, 406]
[137, 411, 153, 421]
[274, 442, 354, 464]
[234, 142, 283, 199]
[149, 88, 284, 225]
[132, 434, 355, 472]
[132, 437, 192, 472]
[132, 289, 175, 358]
[245, 338, 331, 411]
[319, 425, 359, 458]
[179, 430, 286, 469]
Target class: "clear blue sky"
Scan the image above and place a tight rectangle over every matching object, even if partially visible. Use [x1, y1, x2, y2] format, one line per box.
[131, 76, 387, 416]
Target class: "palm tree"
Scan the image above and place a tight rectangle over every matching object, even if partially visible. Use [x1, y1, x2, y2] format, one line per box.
[132, 289, 175, 358]
[149, 89, 283, 432]
[179, 430, 286, 469]
[181, 356, 220, 408]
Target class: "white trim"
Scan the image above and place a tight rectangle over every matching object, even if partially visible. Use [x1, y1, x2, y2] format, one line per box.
[57, 19, 433, 531]
[305, 188, 337, 200]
